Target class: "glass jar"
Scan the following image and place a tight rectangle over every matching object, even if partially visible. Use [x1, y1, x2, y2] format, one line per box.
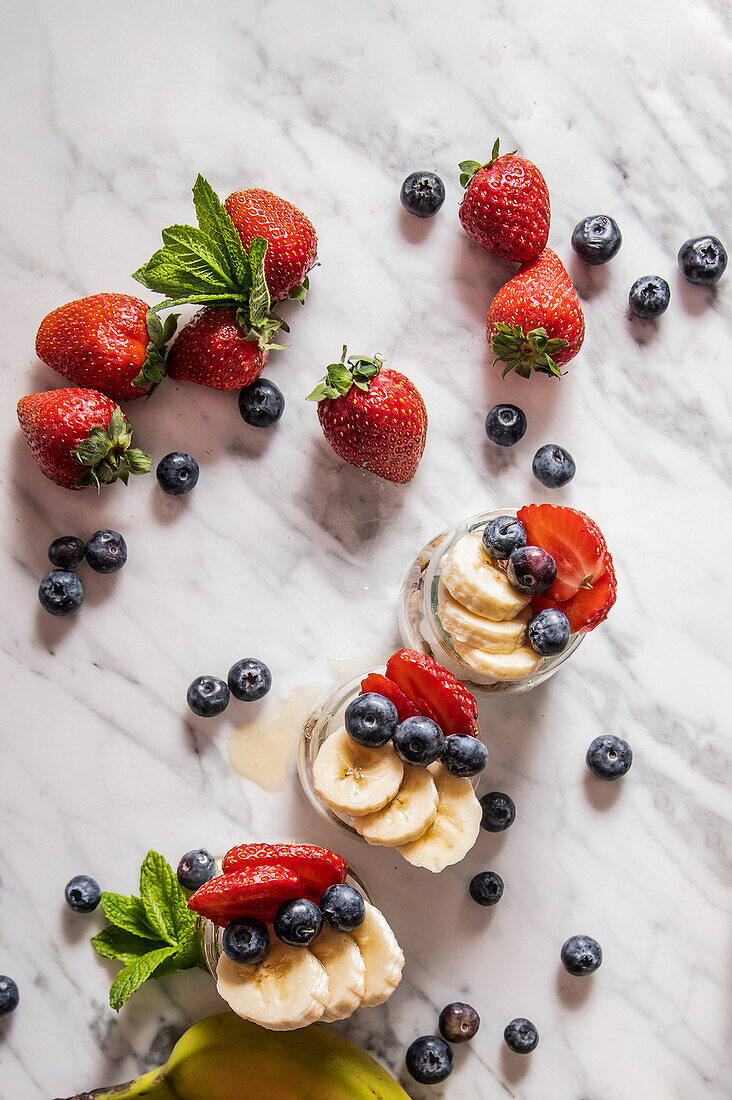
[298, 669, 482, 838]
[198, 865, 373, 977]
[397, 509, 584, 694]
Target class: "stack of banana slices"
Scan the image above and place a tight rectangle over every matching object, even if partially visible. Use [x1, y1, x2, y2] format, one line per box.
[217, 899, 404, 1030]
[313, 727, 482, 872]
[439, 531, 542, 679]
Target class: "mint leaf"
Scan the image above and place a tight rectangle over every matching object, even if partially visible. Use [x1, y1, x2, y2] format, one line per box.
[139, 851, 180, 945]
[152, 925, 202, 978]
[100, 893, 159, 940]
[108, 946, 177, 1012]
[161, 225, 238, 291]
[247, 237, 271, 327]
[192, 174, 250, 288]
[132, 248, 225, 298]
[91, 927, 168, 965]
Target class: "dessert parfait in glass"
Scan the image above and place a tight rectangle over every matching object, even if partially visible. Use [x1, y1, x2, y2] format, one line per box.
[398, 504, 617, 694]
[299, 649, 486, 873]
[189, 842, 404, 1030]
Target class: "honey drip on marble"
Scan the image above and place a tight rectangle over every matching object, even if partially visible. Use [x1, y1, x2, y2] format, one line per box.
[227, 686, 320, 793]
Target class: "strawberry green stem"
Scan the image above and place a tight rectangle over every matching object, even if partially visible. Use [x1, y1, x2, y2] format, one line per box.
[490, 323, 568, 379]
[306, 346, 383, 401]
[72, 407, 151, 490]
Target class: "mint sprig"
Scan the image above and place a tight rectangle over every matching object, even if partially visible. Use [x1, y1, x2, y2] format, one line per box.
[91, 850, 202, 1011]
[132, 175, 286, 351]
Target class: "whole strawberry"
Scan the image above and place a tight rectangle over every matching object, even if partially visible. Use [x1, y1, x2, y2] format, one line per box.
[17, 388, 151, 490]
[35, 293, 176, 401]
[459, 139, 550, 263]
[487, 249, 585, 378]
[307, 348, 427, 484]
[224, 188, 317, 303]
[166, 307, 267, 390]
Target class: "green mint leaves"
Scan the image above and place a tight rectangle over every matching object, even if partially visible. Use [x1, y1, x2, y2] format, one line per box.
[490, 323, 568, 380]
[91, 850, 201, 1011]
[132, 175, 285, 350]
[72, 407, 152, 491]
[306, 346, 383, 402]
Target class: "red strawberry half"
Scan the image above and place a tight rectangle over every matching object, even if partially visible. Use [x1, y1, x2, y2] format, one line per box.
[359, 673, 422, 722]
[221, 844, 346, 903]
[187, 865, 303, 926]
[518, 504, 617, 633]
[385, 649, 478, 736]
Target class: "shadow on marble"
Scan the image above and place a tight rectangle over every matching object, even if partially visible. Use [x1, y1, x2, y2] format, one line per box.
[673, 270, 717, 317]
[555, 961, 595, 1009]
[500, 1040, 532, 1084]
[569, 253, 612, 301]
[582, 770, 625, 812]
[451, 233, 518, 326]
[626, 310, 662, 347]
[397, 206, 438, 245]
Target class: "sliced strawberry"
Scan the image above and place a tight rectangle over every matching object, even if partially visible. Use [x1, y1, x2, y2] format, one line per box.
[385, 649, 478, 736]
[221, 844, 347, 904]
[359, 673, 422, 722]
[533, 556, 617, 633]
[517, 504, 607, 603]
[187, 865, 302, 926]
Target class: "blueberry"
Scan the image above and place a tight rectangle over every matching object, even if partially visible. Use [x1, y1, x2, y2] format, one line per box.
[177, 848, 216, 890]
[571, 215, 622, 265]
[238, 378, 284, 427]
[392, 715, 444, 766]
[273, 897, 323, 946]
[344, 692, 398, 748]
[586, 735, 632, 780]
[227, 658, 272, 702]
[438, 1001, 480, 1043]
[405, 1035, 454, 1084]
[677, 235, 727, 286]
[485, 404, 527, 447]
[156, 452, 199, 496]
[532, 444, 576, 489]
[0, 976, 19, 1017]
[628, 276, 670, 319]
[85, 530, 127, 574]
[482, 516, 527, 561]
[48, 535, 85, 569]
[507, 546, 557, 595]
[504, 1017, 539, 1054]
[186, 675, 230, 718]
[400, 171, 445, 218]
[222, 917, 269, 964]
[64, 875, 101, 913]
[561, 934, 602, 976]
[528, 608, 571, 657]
[320, 883, 366, 933]
[38, 570, 84, 616]
[469, 870, 504, 907]
[480, 791, 516, 832]
[441, 733, 488, 778]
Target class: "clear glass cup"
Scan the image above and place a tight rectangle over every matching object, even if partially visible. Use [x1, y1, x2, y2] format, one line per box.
[198, 864, 372, 976]
[298, 668, 482, 839]
[397, 509, 584, 694]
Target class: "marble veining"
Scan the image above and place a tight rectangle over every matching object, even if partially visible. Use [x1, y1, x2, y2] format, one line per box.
[1, 1, 730, 1097]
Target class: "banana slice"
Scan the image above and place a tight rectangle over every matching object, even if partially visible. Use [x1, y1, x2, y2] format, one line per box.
[216, 939, 330, 1031]
[313, 726, 404, 818]
[351, 901, 405, 1007]
[397, 763, 481, 873]
[354, 765, 438, 847]
[439, 584, 530, 652]
[441, 532, 531, 621]
[311, 926, 366, 1023]
[452, 637, 542, 680]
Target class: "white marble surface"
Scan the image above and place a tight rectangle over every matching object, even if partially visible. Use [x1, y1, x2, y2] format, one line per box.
[1, 1, 731, 1097]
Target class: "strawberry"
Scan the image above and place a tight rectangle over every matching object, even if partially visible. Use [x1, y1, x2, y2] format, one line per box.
[533, 557, 617, 634]
[518, 504, 617, 633]
[307, 348, 427, 484]
[487, 249, 585, 378]
[224, 188, 317, 302]
[35, 293, 176, 401]
[16, 388, 151, 491]
[458, 139, 550, 263]
[221, 844, 346, 902]
[187, 865, 302, 926]
[385, 649, 479, 736]
[360, 673, 422, 722]
[166, 307, 268, 390]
